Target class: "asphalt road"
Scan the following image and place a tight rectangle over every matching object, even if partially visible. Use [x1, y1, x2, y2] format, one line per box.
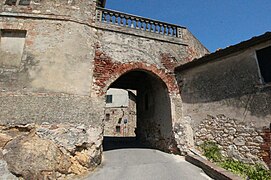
[82, 137, 212, 180]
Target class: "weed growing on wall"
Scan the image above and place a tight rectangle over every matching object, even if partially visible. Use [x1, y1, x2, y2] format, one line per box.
[200, 141, 223, 162]
[200, 141, 271, 180]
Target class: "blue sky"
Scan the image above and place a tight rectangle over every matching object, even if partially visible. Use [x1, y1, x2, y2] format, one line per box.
[106, 0, 271, 52]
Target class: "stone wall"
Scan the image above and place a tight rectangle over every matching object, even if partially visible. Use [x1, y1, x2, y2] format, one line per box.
[176, 40, 271, 167]
[0, 0, 97, 23]
[103, 88, 136, 137]
[195, 114, 265, 165]
[104, 107, 136, 137]
[96, 28, 208, 69]
[261, 127, 271, 169]
[178, 41, 271, 128]
[0, 4, 105, 178]
[0, 16, 104, 125]
[0, 0, 211, 177]
[0, 123, 103, 179]
[0, 18, 96, 94]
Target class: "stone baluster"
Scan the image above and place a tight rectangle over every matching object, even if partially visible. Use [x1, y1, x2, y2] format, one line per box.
[159, 24, 164, 34]
[130, 17, 135, 28]
[125, 15, 129, 27]
[154, 22, 159, 33]
[120, 14, 125, 26]
[141, 20, 145, 30]
[150, 21, 154, 32]
[173, 27, 177, 37]
[96, 8, 182, 38]
[163, 25, 167, 35]
[168, 26, 172, 36]
[102, 11, 108, 22]
[145, 20, 150, 31]
[114, 13, 119, 25]
[171, 27, 174, 36]
[109, 12, 113, 24]
[135, 18, 140, 29]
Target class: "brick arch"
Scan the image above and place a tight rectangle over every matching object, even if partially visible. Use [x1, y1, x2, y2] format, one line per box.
[93, 58, 179, 95]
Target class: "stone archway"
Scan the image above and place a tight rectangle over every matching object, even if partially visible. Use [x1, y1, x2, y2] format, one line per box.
[93, 55, 187, 153]
[103, 69, 178, 152]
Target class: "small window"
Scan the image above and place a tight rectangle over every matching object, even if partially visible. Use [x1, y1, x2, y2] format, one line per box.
[0, 29, 27, 68]
[118, 118, 122, 124]
[1, 29, 26, 38]
[19, 0, 30, 5]
[106, 95, 113, 103]
[105, 113, 110, 121]
[256, 46, 271, 83]
[116, 126, 121, 133]
[5, 0, 17, 5]
[5, 0, 30, 6]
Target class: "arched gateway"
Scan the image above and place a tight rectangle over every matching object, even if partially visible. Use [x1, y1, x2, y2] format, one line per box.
[0, 0, 209, 178]
[92, 52, 187, 152]
[105, 69, 176, 152]
[92, 42, 204, 153]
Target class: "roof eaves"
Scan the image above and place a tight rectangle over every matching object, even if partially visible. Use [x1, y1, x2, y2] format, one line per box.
[175, 32, 271, 72]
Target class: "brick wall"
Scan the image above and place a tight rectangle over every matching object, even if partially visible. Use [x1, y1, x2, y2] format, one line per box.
[260, 127, 271, 169]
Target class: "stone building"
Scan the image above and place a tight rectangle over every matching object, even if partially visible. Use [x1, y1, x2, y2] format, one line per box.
[1, 0, 269, 178]
[104, 88, 136, 137]
[0, 0, 208, 178]
[175, 32, 271, 169]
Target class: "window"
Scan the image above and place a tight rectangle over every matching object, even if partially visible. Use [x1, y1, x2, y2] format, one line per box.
[105, 113, 110, 121]
[0, 29, 27, 68]
[5, 0, 30, 6]
[5, 0, 16, 5]
[118, 118, 122, 124]
[106, 95, 113, 103]
[19, 0, 30, 5]
[256, 46, 271, 83]
[116, 126, 121, 133]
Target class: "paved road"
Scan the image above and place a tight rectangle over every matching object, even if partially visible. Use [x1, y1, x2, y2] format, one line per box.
[83, 137, 212, 180]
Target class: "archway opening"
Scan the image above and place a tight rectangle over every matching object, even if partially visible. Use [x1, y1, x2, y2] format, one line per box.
[103, 70, 174, 152]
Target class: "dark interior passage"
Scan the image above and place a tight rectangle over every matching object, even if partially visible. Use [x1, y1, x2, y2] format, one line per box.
[103, 136, 149, 151]
[103, 70, 174, 152]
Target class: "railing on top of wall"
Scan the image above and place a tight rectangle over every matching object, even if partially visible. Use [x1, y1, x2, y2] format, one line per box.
[96, 7, 184, 38]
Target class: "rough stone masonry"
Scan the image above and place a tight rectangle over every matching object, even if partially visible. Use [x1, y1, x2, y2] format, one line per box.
[175, 33, 271, 169]
[0, 0, 208, 178]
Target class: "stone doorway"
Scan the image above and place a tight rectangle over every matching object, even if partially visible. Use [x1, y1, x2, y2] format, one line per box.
[103, 70, 174, 152]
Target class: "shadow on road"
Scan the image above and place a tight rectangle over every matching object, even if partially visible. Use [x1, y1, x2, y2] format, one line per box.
[103, 136, 151, 151]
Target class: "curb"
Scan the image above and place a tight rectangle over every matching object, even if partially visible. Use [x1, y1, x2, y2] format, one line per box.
[185, 154, 243, 180]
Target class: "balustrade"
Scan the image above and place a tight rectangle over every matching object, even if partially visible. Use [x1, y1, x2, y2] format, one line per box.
[96, 7, 184, 38]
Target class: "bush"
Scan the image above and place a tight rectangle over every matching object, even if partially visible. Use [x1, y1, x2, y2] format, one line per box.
[200, 141, 271, 180]
[245, 164, 271, 180]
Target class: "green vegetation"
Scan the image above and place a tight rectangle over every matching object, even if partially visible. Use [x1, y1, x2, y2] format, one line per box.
[200, 141, 223, 162]
[199, 141, 271, 180]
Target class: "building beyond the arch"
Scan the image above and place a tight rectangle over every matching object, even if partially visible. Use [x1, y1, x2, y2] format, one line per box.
[104, 88, 137, 137]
